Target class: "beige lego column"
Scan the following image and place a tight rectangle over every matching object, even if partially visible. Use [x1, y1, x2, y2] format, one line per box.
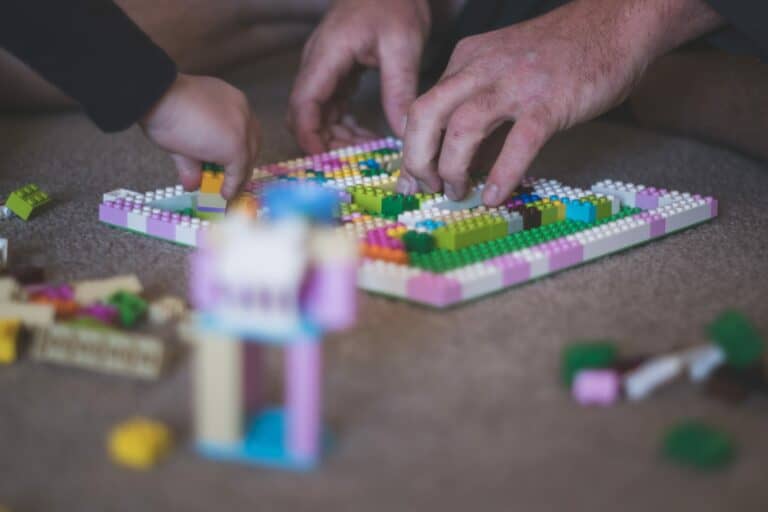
[193, 330, 244, 445]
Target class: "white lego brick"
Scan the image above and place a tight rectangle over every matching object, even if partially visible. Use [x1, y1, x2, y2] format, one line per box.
[445, 263, 503, 301]
[103, 188, 143, 203]
[0, 302, 55, 327]
[357, 260, 420, 297]
[515, 248, 548, 278]
[659, 199, 710, 233]
[624, 355, 683, 401]
[0, 278, 21, 301]
[126, 208, 149, 232]
[680, 344, 725, 383]
[175, 221, 201, 247]
[73, 274, 143, 304]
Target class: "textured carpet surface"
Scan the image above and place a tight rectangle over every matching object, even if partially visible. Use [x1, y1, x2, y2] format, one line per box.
[1, 51, 767, 512]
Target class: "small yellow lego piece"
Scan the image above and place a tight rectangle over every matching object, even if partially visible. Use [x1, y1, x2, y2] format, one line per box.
[108, 417, 173, 470]
[199, 171, 225, 194]
[0, 319, 21, 364]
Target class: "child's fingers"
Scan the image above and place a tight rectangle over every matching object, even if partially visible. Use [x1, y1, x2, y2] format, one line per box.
[171, 154, 202, 191]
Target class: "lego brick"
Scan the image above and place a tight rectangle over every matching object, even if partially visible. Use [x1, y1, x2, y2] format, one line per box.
[30, 323, 168, 379]
[0, 301, 55, 327]
[73, 274, 143, 305]
[662, 420, 736, 470]
[0, 319, 22, 364]
[572, 369, 620, 406]
[561, 342, 618, 386]
[6, 184, 50, 220]
[108, 417, 173, 470]
[623, 355, 683, 401]
[707, 310, 764, 368]
[0, 278, 21, 301]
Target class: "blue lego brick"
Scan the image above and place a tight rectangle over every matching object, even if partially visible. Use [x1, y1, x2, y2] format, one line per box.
[197, 408, 332, 471]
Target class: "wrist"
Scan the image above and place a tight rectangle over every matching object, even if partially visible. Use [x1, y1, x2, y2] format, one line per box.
[614, 0, 723, 62]
[140, 72, 183, 130]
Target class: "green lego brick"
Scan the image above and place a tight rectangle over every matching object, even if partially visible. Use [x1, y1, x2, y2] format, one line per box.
[561, 341, 618, 386]
[6, 184, 51, 220]
[107, 291, 148, 328]
[348, 185, 390, 214]
[432, 214, 507, 251]
[408, 207, 640, 273]
[403, 231, 435, 254]
[381, 194, 405, 217]
[202, 162, 225, 173]
[662, 420, 736, 470]
[708, 311, 764, 368]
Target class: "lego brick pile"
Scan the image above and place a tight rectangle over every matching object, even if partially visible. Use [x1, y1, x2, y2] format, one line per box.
[98, 137, 718, 308]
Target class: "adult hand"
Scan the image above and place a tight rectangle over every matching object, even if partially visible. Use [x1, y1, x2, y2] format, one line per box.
[288, 0, 431, 153]
[140, 73, 260, 199]
[398, 0, 722, 206]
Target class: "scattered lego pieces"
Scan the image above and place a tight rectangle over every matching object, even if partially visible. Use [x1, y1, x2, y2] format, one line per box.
[73, 274, 142, 304]
[561, 341, 617, 386]
[108, 417, 173, 470]
[662, 420, 736, 470]
[148, 295, 186, 325]
[5, 184, 50, 220]
[708, 310, 764, 368]
[0, 319, 22, 364]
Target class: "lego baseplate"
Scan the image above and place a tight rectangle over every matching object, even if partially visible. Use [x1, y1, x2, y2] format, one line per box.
[99, 137, 718, 308]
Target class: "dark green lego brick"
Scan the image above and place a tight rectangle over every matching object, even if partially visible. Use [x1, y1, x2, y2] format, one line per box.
[403, 231, 435, 254]
[107, 291, 148, 328]
[202, 162, 225, 173]
[561, 341, 618, 386]
[708, 311, 764, 368]
[381, 194, 405, 217]
[662, 420, 736, 470]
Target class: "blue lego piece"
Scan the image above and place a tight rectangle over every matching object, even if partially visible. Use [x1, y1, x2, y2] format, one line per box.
[562, 198, 596, 223]
[197, 408, 332, 471]
[197, 312, 322, 345]
[415, 219, 447, 232]
[263, 182, 340, 224]
[518, 193, 541, 204]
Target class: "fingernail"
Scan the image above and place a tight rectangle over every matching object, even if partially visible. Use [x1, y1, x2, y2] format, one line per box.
[483, 183, 499, 205]
[396, 177, 411, 194]
[400, 115, 408, 135]
[444, 183, 457, 200]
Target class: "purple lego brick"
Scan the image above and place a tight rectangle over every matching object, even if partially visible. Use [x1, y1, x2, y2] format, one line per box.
[286, 339, 322, 461]
[406, 272, 462, 307]
[364, 224, 405, 250]
[635, 187, 664, 210]
[78, 303, 119, 324]
[98, 201, 128, 226]
[147, 212, 177, 239]
[572, 369, 620, 406]
[539, 238, 584, 272]
[486, 254, 531, 286]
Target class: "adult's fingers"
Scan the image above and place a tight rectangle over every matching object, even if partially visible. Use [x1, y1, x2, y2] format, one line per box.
[171, 154, 202, 191]
[379, 33, 422, 137]
[482, 106, 555, 206]
[402, 71, 480, 193]
[437, 90, 507, 200]
[289, 39, 357, 154]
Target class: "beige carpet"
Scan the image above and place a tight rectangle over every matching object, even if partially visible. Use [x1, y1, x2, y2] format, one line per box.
[1, 50, 767, 512]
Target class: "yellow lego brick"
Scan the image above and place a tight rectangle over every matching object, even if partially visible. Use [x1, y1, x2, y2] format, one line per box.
[0, 319, 21, 364]
[199, 171, 225, 194]
[108, 417, 173, 470]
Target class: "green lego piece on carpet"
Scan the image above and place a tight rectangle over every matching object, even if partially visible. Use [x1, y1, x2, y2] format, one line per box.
[708, 310, 764, 368]
[107, 291, 148, 328]
[662, 420, 736, 470]
[6, 184, 50, 220]
[561, 341, 618, 386]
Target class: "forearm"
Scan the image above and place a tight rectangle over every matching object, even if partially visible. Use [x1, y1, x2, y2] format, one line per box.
[1, 0, 177, 132]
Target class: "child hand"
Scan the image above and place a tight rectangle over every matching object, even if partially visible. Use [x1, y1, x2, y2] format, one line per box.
[140, 73, 260, 199]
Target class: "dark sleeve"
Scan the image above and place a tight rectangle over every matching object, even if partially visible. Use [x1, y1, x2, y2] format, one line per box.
[703, 0, 768, 60]
[1, 0, 177, 132]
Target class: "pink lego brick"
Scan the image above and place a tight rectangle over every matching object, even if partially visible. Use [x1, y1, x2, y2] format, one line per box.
[486, 254, 532, 286]
[147, 212, 177, 239]
[572, 369, 620, 406]
[406, 273, 462, 307]
[636, 211, 666, 237]
[286, 338, 322, 462]
[539, 239, 584, 272]
[304, 264, 357, 331]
